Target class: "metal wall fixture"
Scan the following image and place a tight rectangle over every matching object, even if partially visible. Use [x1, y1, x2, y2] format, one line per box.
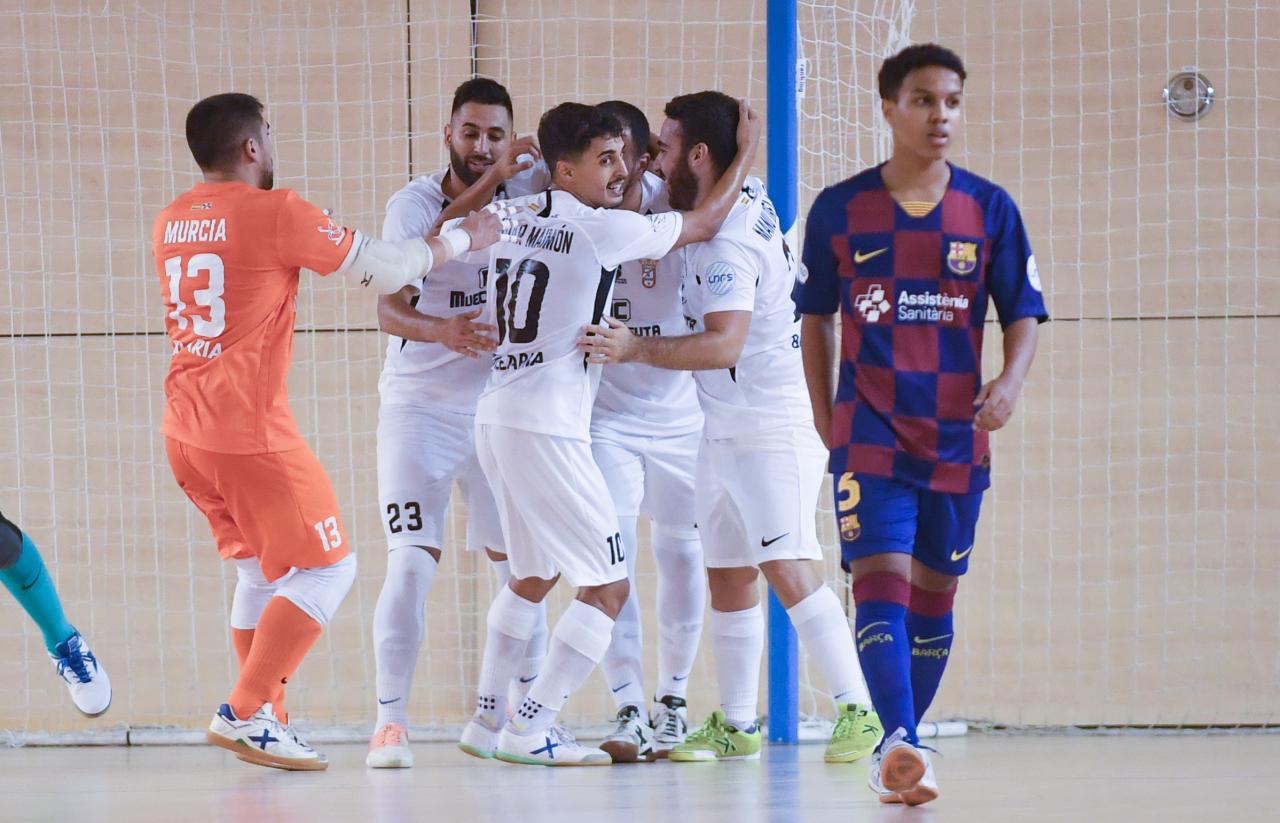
[1164, 69, 1214, 121]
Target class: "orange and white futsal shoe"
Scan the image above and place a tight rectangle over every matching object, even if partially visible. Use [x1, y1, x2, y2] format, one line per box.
[868, 727, 938, 806]
[366, 722, 414, 768]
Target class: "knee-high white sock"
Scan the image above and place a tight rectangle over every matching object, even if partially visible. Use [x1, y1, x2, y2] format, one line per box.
[491, 558, 549, 707]
[372, 547, 437, 727]
[710, 604, 764, 729]
[476, 584, 543, 727]
[652, 524, 704, 700]
[787, 585, 870, 706]
[600, 516, 645, 709]
[513, 600, 615, 733]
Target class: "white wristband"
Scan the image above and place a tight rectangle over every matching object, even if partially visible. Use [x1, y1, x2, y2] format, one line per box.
[438, 227, 472, 259]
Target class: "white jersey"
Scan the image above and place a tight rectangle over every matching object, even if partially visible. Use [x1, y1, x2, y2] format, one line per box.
[474, 189, 685, 441]
[593, 173, 702, 438]
[377, 165, 548, 411]
[680, 176, 811, 440]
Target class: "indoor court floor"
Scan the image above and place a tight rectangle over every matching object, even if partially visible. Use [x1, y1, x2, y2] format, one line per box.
[1, 733, 1273, 822]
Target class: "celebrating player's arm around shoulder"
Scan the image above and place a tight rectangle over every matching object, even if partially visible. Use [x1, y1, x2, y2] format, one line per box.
[151, 92, 501, 773]
[795, 45, 1048, 806]
[366, 79, 552, 770]
[583, 91, 881, 768]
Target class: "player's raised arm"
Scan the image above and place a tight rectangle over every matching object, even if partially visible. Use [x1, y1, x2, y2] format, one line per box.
[435, 136, 541, 228]
[330, 208, 501, 295]
[665, 98, 763, 249]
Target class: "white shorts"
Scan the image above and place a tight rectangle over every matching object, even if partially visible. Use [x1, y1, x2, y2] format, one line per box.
[475, 424, 627, 588]
[376, 403, 504, 553]
[590, 426, 699, 526]
[696, 424, 827, 568]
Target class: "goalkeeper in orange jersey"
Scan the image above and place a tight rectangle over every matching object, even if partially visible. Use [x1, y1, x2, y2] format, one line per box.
[152, 92, 501, 770]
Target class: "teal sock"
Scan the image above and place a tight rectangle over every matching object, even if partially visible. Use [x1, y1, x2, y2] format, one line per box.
[1, 532, 77, 654]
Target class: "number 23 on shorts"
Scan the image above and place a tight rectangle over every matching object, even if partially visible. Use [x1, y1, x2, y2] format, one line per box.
[836, 473, 862, 543]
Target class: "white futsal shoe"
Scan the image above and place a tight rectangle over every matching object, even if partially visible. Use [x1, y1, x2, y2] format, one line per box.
[495, 723, 611, 766]
[366, 722, 414, 768]
[50, 632, 111, 717]
[207, 702, 328, 771]
[458, 715, 503, 760]
[869, 727, 938, 806]
[650, 695, 689, 758]
[599, 704, 655, 763]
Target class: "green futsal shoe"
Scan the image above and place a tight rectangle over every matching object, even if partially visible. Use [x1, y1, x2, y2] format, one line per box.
[668, 710, 761, 762]
[825, 703, 883, 763]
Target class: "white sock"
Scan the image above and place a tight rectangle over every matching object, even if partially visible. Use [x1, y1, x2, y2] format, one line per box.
[372, 547, 437, 727]
[787, 585, 870, 706]
[491, 558, 549, 707]
[513, 599, 615, 733]
[600, 516, 644, 709]
[476, 584, 543, 727]
[652, 524, 704, 700]
[710, 604, 764, 729]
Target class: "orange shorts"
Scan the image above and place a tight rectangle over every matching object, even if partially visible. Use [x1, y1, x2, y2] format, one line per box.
[165, 438, 351, 582]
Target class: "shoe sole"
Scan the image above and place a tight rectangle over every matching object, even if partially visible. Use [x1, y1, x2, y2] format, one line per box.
[599, 740, 657, 764]
[880, 748, 926, 794]
[824, 744, 876, 763]
[207, 730, 328, 771]
[76, 695, 112, 719]
[458, 742, 495, 760]
[669, 751, 761, 763]
[898, 783, 939, 807]
[366, 751, 414, 769]
[494, 750, 611, 767]
[878, 792, 905, 805]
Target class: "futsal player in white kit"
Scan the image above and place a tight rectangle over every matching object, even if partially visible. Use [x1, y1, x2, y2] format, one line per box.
[456, 99, 761, 766]
[367, 78, 550, 769]
[579, 91, 883, 764]
[588, 101, 706, 763]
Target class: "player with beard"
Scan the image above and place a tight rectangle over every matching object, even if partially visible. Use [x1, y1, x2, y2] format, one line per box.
[457, 100, 760, 766]
[154, 92, 501, 770]
[579, 90, 881, 766]
[366, 78, 551, 769]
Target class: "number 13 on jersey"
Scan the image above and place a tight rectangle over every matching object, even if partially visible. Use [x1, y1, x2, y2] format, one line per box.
[164, 253, 226, 338]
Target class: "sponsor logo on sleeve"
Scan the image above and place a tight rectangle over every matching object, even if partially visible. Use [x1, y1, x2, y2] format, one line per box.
[704, 261, 736, 296]
[317, 208, 347, 245]
[1027, 253, 1042, 291]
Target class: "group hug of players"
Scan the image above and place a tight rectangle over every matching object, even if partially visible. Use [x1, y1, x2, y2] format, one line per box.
[4, 42, 1045, 807]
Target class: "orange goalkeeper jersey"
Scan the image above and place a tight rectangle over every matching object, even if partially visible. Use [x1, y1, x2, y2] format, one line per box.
[152, 181, 357, 454]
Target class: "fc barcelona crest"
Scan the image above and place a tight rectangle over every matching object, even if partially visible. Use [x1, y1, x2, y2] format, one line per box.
[640, 259, 658, 288]
[946, 241, 977, 276]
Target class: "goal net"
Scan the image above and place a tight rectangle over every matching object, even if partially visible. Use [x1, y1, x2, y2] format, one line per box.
[1, 0, 1275, 742]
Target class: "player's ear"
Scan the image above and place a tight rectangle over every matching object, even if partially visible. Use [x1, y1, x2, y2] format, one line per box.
[243, 135, 260, 164]
[555, 158, 573, 181]
[688, 142, 708, 170]
[443, 122, 453, 146]
[636, 152, 651, 173]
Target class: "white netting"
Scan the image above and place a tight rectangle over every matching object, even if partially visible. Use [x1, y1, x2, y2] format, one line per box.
[2, 0, 1276, 743]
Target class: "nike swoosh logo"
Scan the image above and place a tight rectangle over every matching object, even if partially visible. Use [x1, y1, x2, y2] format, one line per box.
[913, 633, 953, 645]
[611, 681, 632, 693]
[761, 532, 789, 547]
[518, 675, 537, 684]
[853, 248, 888, 264]
[857, 621, 889, 639]
[378, 697, 401, 705]
[20, 568, 42, 591]
[672, 675, 688, 682]
[950, 545, 974, 562]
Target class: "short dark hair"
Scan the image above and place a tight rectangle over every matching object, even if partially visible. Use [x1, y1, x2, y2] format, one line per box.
[451, 77, 514, 119]
[662, 91, 738, 176]
[597, 100, 650, 162]
[537, 102, 625, 172]
[185, 93, 265, 172]
[877, 43, 967, 100]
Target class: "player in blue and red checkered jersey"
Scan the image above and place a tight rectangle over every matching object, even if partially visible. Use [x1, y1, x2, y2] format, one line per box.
[796, 43, 1048, 806]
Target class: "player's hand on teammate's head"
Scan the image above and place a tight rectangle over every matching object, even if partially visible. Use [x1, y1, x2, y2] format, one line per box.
[498, 135, 541, 180]
[576, 315, 636, 364]
[973, 374, 1022, 432]
[440, 308, 498, 359]
[736, 99, 763, 153]
[459, 208, 503, 250]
